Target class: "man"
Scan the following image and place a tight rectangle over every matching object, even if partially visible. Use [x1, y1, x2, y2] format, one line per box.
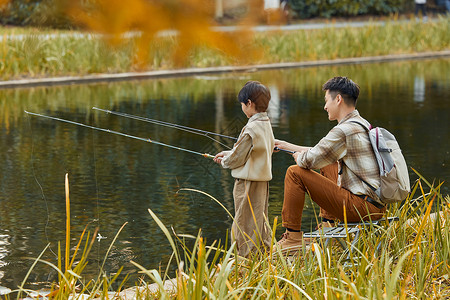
[275, 76, 386, 251]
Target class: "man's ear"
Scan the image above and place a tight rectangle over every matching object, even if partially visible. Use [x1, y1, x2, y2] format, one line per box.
[336, 94, 343, 105]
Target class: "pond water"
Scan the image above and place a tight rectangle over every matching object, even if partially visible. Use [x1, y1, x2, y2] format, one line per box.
[0, 58, 449, 289]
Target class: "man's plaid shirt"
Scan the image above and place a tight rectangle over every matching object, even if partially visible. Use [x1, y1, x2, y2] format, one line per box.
[297, 110, 382, 204]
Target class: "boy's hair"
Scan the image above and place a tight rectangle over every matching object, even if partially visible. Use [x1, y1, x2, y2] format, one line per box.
[322, 76, 360, 107]
[238, 81, 271, 112]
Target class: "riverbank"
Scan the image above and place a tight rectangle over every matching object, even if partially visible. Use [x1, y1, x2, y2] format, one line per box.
[1, 16, 449, 84]
[0, 50, 449, 89]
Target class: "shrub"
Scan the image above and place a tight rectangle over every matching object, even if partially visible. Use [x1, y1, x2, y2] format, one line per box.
[0, 0, 73, 28]
[289, 0, 410, 18]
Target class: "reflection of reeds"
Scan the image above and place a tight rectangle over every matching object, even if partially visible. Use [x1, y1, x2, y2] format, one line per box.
[13, 170, 450, 298]
[1, 17, 449, 80]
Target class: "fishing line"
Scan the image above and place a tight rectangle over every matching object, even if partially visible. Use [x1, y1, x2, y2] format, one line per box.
[93, 107, 234, 150]
[92, 107, 295, 154]
[25, 113, 58, 258]
[90, 114, 102, 272]
[24, 111, 215, 159]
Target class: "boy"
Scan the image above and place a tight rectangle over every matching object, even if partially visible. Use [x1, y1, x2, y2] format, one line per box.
[214, 81, 275, 257]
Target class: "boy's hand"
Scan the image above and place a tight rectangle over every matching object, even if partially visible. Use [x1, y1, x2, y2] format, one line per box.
[213, 152, 225, 164]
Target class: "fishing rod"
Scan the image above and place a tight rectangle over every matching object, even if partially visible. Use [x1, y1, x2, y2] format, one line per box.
[93, 107, 237, 140]
[24, 111, 215, 159]
[92, 107, 296, 154]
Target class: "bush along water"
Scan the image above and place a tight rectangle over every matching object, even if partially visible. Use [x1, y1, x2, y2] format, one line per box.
[0, 0, 422, 28]
[289, 0, 411, 18]
[4, 169, 449, 299]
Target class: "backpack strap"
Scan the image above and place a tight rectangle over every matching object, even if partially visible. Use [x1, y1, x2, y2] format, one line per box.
[340, 160, 378, 193]
[349, 120, 372, 131]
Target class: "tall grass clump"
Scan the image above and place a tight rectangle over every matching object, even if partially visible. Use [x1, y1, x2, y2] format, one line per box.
[256, 16, 450, 63]
[11, 171, 449, 298]
[0, 34, 135, 80]
[6, 174, 130, 299]
[1, 16, 449, 80]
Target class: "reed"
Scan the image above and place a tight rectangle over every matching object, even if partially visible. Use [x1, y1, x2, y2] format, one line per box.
[7, 174, 129, 299]
[7, 170, 449, 299]
[1, 16, 449, 80]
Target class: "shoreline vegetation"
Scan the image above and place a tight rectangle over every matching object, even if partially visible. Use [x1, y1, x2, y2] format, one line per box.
[0, 16, 449, 83]
[1, 51, 449, 89]
[5, 171, 450, 299]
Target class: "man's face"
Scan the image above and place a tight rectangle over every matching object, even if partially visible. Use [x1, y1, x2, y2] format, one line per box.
[324, 90, 339, 121]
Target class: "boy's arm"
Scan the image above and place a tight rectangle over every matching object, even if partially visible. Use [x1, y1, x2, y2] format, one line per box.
[221, 134, 253, 169]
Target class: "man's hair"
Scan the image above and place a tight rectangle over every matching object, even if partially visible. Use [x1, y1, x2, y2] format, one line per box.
[238, 81, 271, 112]
[322, 76, 360, 107]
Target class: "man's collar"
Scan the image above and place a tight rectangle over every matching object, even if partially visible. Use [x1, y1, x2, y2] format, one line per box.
[338, 110, 359, 125]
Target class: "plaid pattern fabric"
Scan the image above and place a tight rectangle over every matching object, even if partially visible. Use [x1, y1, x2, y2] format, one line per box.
[297, 110, 381, 203]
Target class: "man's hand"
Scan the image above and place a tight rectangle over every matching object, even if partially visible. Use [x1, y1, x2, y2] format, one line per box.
[292, 151, 300, 164]
[275, 138, 311, 155]
[274, 139, 289, 152]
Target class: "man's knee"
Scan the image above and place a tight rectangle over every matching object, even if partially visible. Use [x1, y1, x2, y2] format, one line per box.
[285, 165, 310, 183]
[286, 165, 306, 176]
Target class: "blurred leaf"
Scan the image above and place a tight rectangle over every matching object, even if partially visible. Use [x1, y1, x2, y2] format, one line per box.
[66, 0, 255, 68]
[0, 0, 10, 9]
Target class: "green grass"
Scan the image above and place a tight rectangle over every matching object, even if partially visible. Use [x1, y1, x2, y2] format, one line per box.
[0, 16, 449, 80]
[5, 170, 449, 299]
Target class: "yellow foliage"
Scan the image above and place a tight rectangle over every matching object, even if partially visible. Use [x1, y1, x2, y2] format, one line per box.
[66, 0, 258, 69]
[0, 0, 10, 9]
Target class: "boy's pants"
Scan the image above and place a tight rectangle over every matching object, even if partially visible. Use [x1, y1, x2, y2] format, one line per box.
[232, 179, 272, 257]
[282, 163, 386, 231]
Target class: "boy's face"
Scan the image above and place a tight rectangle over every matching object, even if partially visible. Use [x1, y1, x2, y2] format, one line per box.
[241, 101, 256, 118]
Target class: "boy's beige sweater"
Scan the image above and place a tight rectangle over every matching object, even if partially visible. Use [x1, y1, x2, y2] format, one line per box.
[221, 112, 274, 181]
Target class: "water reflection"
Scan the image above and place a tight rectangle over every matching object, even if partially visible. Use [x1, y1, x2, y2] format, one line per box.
[0, 58, 449, 289]
[414, 75, 426, 103]
[267, 84, 281, 126]
[0, 234, 10, 281]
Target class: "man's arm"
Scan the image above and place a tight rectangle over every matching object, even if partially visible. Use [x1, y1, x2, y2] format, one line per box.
[275, 139, 311, 153]
[295, 127, 347, 169]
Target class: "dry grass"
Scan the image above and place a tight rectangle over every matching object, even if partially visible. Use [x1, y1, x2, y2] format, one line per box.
[1, 16, 449, 80]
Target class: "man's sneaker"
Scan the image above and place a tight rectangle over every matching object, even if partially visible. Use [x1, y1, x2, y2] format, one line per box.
[276, 230, 306, 253]
[316, 220, 335, 230]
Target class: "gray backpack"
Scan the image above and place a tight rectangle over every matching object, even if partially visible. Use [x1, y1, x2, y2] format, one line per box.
[352, 121, 411, 204]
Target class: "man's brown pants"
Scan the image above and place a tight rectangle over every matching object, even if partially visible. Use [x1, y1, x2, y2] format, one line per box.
[281, 163, 386, 231]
